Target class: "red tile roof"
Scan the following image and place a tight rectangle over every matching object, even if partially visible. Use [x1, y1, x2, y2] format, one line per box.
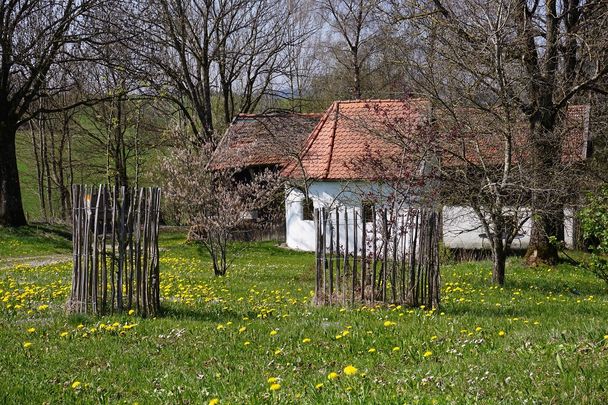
[208, 113, 321, 171]
[282, 99, 432, 180]
[283, 99, 590, 180]
[438, 105, 591, 167]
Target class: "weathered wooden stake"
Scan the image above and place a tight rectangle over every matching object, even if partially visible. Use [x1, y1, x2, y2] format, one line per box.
[313, 203, 440, 309]
[68, 185, 162, 316]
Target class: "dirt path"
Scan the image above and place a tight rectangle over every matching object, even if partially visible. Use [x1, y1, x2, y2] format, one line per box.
[0, 254, 72, 270]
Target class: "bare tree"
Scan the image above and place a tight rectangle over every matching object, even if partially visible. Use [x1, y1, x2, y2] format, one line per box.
[0, 0, 107, 227]
[341, 100, 586, 289]
[160, 129, 284, 276]
[319, 0, 381, 99]
[28, 85, 79, 221]
[387, 0, 608, 265]
[131, 0, 311, 146]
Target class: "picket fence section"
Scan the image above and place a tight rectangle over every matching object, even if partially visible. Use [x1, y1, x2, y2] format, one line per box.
[314, 206, 440, 309]
[68, 184, 161, 316]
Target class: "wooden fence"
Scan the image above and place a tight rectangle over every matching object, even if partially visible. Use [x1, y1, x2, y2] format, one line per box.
[314, 206, 441, 308]
[67, 185, 162, 316]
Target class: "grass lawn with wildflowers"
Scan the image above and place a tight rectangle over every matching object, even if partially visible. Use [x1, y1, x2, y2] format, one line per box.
[1, 230, 608, 404]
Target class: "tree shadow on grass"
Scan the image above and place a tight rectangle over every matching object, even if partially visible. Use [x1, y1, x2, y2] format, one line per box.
[504, 273, 607, 297]
[442, 297, 606, 319]
[160, 305, 259, 323]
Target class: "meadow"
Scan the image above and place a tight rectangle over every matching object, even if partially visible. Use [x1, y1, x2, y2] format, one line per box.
[1, 230, 607, 404]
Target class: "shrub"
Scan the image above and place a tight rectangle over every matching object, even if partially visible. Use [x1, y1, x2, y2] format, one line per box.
[579, 187, 608, 285]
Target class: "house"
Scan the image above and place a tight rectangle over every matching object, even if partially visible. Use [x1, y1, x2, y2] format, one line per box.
[208, 112, 321, 237]
[208, 112, 322, 178]
[281, 99, 591, 252]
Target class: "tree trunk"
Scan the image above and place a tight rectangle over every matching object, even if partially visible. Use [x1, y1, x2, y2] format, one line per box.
[525, 114, 562, 265]
[525, 212, 560, 266]
[491, 240, 506, 286]
[30, 121, 47, 221]
[352, 52, 362, 99]
[0, 123, 27, 227]
[42, 126, 54, 218]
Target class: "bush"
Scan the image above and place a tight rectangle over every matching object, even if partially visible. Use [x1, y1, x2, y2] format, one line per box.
[579, 187, 608, 285]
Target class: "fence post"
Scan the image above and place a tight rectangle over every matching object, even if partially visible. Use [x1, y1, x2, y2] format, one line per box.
[68, 185, 162, 316]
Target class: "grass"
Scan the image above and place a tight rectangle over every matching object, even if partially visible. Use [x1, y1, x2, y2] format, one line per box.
[14, 126, 163, 222]
[0, 232, 607, 403]
[0, 225, 71, 260]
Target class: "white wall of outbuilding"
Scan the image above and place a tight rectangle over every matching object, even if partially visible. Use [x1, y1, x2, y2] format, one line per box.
[285, 182, 575, 252]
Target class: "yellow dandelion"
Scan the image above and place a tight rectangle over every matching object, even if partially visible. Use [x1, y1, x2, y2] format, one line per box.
[475, 327, 482, 332]
[239, 326, 246, 333]
[315, 383, 324, 389]
[23, 341, 32, 349]
[37, 304, 48, 311]
[368, 348, 376, 353]
[268, 377, 279, 384]
[269, 383, 281, 391]
[383, 320, 396, 327]
[327, 372, 339, 380]
[302, 338, 311, 343]
[498, 330, 506, 336]
[343, 365, 358, 376]
[274, 349, 282, 355]
[430, 335, 438, 341]
[244, 341, 251, 346]
[209, 399, 220, 405]
[392, 346, 401, 352]
[128, 309, 135, 315]
[60, 331, 69, 337]
[270, 330, 278, 336]
[27, 327, 36, 333]
[423, 350, 433, 357]
[71, 381, 81, 389]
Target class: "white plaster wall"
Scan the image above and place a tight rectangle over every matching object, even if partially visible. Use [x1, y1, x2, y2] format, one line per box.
[286, 182, 576, 252]
[285, 187, 315, 251]
[442, 206, 531, 250]
[442, 206, 576, 250]
[564, 208, 575, 249]
[286, 182, 417, 253]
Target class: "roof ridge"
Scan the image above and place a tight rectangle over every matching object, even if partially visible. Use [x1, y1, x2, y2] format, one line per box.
[282, 101, 337, 178]
[235, 112, 323, 118]
[333, 98, 430, 104]
[323, 102, 340, 178]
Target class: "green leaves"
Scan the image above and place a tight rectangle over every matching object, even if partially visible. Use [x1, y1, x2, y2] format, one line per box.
[580, 187, 608, 254]
[579, 187, 608, 286]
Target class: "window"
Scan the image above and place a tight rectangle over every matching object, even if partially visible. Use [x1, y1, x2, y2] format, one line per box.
[362, 200, 374, 223]
[303, 198, 315, 221]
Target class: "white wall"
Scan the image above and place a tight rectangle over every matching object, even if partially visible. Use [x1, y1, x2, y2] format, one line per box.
[442, 206, 531, 250]
[442, 206, 576, 250]
[285, 182, 417, 253]
[286, 182, 576, 252]
[285, 187, 316, 251]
